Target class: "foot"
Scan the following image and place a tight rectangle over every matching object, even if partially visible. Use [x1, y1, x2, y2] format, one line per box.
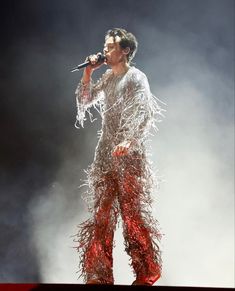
[86, 278, 103, 284]
[86, 278, 113, 285]
[132, 272, 160, 286]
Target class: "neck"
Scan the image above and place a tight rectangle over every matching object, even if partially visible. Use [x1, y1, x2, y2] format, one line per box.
[111, 61, 130, 75]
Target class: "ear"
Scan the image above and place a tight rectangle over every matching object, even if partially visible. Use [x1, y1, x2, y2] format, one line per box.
[122, 47, 130, 55]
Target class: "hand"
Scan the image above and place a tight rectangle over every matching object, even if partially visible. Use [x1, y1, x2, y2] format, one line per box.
[82, 53, 105, 83]
[112, 141, 132, 157]
[86, 52, 105, 72]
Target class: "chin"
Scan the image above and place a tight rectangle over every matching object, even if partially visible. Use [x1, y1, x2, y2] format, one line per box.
[106, 62, 113, 68]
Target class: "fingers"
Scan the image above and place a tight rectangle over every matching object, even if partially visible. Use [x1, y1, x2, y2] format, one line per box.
[87, 55, 98, 65]
[112, 141, 132, 157]
[87, 52, 103, 66]
[112, 146, 129, 157]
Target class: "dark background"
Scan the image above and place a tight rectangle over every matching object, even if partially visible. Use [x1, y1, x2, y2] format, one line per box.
[0, 0, 234, 286]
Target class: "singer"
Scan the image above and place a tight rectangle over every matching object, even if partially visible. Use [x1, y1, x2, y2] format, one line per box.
[74, 28, 165, 285]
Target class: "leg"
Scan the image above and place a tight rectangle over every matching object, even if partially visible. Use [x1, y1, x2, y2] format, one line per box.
[76, 172, 119, 284]
[117, 154, 162, 285]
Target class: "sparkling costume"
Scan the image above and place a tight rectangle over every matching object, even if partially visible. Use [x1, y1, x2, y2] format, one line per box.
[74, 66, 164, 284]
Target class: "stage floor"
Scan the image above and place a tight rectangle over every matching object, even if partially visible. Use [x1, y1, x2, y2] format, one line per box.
[0, 284, 233, 291]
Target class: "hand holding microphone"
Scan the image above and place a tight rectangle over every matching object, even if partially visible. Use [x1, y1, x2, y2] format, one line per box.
[71, 52, 106, 73]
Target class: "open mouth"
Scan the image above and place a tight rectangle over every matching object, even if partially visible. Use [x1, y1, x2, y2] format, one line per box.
[104, 57, 108, 64]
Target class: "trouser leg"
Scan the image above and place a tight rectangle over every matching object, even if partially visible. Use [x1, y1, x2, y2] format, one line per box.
[118, 160, 161, 281]
[81, 173, 118, 283]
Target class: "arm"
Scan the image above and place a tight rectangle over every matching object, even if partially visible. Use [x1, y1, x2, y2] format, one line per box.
[113, 72, 164, 156]
[75, 55, 110, 128]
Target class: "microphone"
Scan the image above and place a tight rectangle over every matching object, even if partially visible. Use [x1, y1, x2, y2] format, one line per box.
[70, 54, 106, 72]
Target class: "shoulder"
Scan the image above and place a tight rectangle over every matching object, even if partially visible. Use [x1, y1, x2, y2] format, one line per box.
[126, 66, 149, 88]
[128, 66, 146, 78]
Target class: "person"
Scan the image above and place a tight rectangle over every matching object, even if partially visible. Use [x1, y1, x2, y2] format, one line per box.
[74, 28, 165, 285]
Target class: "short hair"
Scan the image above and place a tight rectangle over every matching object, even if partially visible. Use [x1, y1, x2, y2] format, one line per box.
[105, 28, 138, 63]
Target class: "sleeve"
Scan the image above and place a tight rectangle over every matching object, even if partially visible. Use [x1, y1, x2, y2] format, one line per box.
[74, 70, 111, 128]
[116, 72, 165, 146]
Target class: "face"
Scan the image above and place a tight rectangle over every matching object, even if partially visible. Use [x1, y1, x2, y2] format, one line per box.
[103, 36, 127, 66]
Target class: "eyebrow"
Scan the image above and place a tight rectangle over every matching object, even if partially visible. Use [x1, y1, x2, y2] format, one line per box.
[104, 42, 115, 46]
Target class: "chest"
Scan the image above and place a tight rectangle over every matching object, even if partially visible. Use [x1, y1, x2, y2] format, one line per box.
[102, 78, 126, 111]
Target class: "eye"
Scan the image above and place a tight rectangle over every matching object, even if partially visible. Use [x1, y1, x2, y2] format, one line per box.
[104, 44, 114, 52]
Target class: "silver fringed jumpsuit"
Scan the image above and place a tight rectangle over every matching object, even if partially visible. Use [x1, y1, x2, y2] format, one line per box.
[75, 66, 164, 284]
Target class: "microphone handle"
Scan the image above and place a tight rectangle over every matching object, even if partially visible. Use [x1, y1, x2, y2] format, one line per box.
[70, 54, 105, 72]
[70, 60, 90, 72]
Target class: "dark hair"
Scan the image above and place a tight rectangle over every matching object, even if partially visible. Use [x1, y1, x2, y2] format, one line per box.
[105, 28, 138, 63]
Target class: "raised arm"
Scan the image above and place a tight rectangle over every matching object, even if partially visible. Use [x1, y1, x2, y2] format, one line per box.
[75, 54, 110, 128]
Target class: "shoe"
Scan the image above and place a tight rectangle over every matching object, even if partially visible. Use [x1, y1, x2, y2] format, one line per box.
[86, 278, 113, 285]
[86, 278, 103, 284]
[132, 280, 151, 286]
[132, 272, 160, 286]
